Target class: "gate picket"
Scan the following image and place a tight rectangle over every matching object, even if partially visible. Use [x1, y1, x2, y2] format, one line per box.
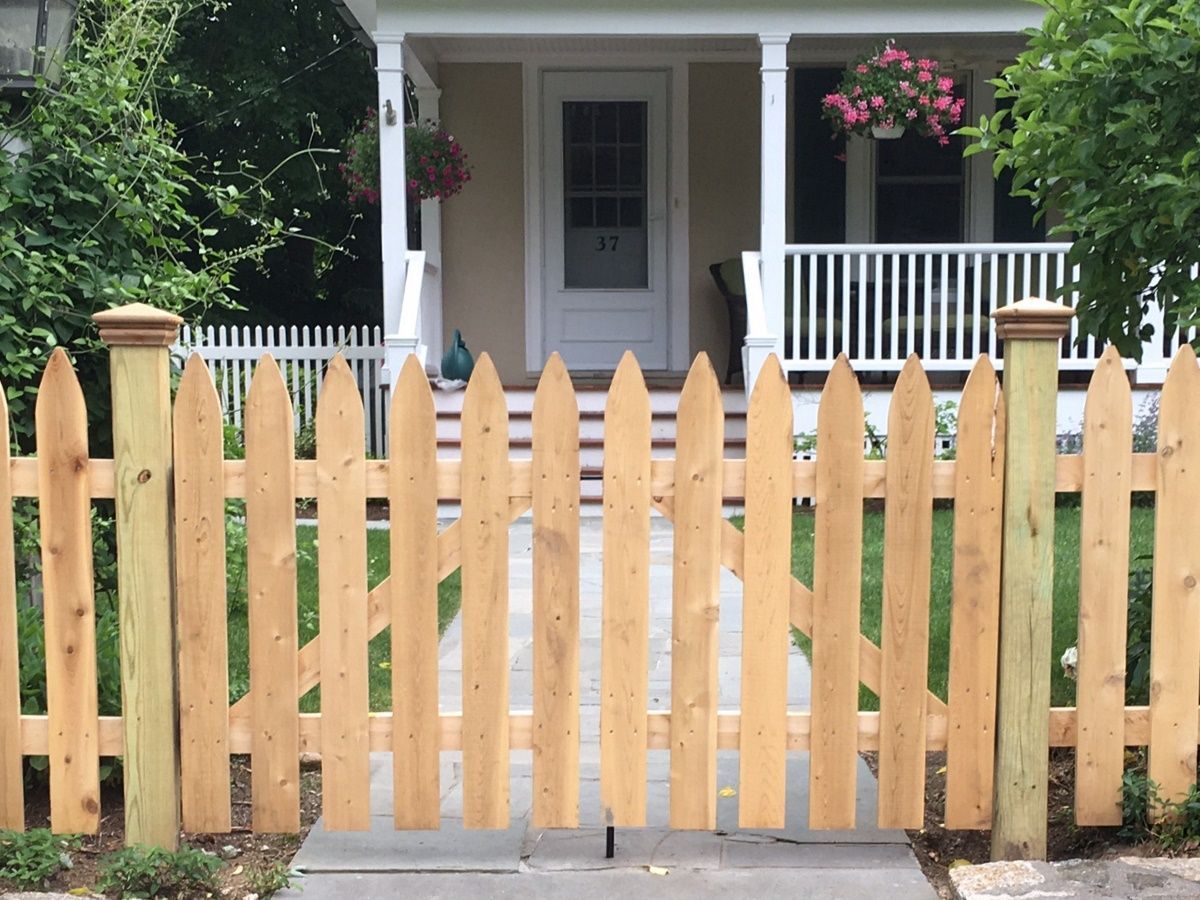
[669, 355, 723, 830]
[316, 356, 370, 830]
[0, 382, 22, 830]
[810, 356, 863, 829]
[738, 356, 793, 829]
[1149, 346, 1200, 805]
[245, 356, 300, 832]
[600, 353, 651, 827]
[1075, 347, 1131, 825]
[878, 356, 934, 829]
[945, 356, 1004, 829]
[390, 356, 441, 829]
[532, 353, 580, 828]
[460, 354, 511, 829]
[37, 350, 101, 834]
[174, 355, 232, 833]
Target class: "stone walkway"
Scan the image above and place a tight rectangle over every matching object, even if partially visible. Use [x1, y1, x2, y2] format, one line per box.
[282, 520, 935, 899]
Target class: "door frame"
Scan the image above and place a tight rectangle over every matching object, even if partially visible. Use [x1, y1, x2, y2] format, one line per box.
[523, 60, 690, 373]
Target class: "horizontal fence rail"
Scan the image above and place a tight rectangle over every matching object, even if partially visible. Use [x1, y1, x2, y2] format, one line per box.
[0, 306, 1194, 857]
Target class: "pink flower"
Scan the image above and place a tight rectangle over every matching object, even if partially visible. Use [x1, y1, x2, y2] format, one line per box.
[933, 95, 952, 111]
[870, 95, 886, 109]
[937, 76, 954, 92]
[905, 108, 919, 120]
[918, 94, 931, 106]
[938, 135, 950, 147]
[851, 85, 863, 97]
[901, 59, 914, 71]
[917, 58, 936, 70]
[856, 64, 869, 74]
[917, 70, 933, 83]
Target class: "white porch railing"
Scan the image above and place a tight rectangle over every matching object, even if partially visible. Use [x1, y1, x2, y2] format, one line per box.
[173, 324, 388, 455]
[743, 243, 1195, 386]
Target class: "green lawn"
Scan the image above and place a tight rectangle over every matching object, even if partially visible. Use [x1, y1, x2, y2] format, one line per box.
[227, 526, 462, 712]
[769, 506, 1155, 710]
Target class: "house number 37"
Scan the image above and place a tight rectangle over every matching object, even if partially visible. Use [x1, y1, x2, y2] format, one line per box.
[594, 235, 619, 252]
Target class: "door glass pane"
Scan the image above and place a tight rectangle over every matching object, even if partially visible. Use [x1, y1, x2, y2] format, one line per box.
[563, 100, 649, 289]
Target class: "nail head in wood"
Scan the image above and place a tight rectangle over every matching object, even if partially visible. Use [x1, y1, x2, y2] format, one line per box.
[991, 297, 1075, 341]
[93, 303, 183, 347]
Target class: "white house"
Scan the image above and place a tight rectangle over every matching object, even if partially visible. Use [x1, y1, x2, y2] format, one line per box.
[326, 0, 1195, 397]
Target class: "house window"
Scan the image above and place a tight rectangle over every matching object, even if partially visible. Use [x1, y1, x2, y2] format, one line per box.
[875, 128, 966, 244]
[792, 68, 847, 243]
[992, 94, 1047, 242]
[562, 100, 649, 289]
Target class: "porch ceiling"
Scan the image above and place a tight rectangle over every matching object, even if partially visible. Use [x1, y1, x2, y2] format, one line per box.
[421, 33, 1031, 65]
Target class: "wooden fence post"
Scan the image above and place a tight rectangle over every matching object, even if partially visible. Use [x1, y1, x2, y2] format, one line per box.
[990, 297, 1074, 861]
[94, 303, 183, 850]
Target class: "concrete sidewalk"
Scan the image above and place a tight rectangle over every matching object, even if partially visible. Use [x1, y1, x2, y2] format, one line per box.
[280, 520, 935, 899]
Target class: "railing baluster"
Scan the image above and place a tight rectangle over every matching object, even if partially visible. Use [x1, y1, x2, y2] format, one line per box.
[808, 252, 818, 363]
[939, 252, 949, 361]
[907, 253, 917, 357]
[826, 253, 836, 362]
[923, 253, 933, 361]
[989, 253, 1000, 360]
[856, 252, 867, 360]
[873, 253, 883, 365]
[791, 255, 802, 364]
[841, 252, 851, 359]
[972, 253, 982, 362]
[890, 253, 900, 363]
[956, 252, 967, 364]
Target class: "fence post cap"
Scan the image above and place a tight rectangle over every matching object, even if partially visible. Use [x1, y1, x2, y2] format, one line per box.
[991, 296, 1075, 340]
[93, 303, 183, 347]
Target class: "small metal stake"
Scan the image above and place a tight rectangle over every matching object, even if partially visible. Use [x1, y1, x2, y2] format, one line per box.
[605, 825, 615, 859]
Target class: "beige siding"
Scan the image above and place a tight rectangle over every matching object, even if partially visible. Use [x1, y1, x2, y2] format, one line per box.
[440, 64, 528, 382]
[688, 63, 760, 380]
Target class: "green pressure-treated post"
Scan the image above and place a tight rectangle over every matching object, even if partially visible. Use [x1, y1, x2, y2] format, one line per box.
[94, 303, 183, 850]
[990, 297, 1074, 861]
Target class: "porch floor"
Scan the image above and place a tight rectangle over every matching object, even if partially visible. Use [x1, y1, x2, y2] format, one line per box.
[283, 519, 935, 899]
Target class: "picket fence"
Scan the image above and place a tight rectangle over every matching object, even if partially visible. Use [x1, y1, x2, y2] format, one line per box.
[0, 302, 1196, 861]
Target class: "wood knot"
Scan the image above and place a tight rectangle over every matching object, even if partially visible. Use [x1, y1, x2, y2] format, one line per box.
[1162, 445, 1175, 458]
[137, 469, 152, 484]
[1185, 574, 1197, 590]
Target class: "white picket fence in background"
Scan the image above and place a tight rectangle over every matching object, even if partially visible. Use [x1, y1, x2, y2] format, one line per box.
[173, 325, 388, 456]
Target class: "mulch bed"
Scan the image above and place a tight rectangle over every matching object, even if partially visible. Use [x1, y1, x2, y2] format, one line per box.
[865, 749, 1161, 899]
[1, 757, 323, 898]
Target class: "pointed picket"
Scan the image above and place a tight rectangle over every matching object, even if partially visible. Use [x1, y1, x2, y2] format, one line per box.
[1075, 347, 1132, 826]
[531, 353, 581, 829]
[600, 352, 652, 827]
[809, 355, 863, 830]
[738, 356, 793, 829]
[945, 355, 1005, 830]
[174, 354, 232, 833]
[390, 355, 441, 829]
[0, 380, 22, 830]
[316, 355, 370, 830]
[669, 354, 723, 831]
[245, 355, 300, 833]
[460, 353, 511, 829]
[878, 355, 934, 829]
[36, 349, 100, 834]
[1149, 346, 1200, 805]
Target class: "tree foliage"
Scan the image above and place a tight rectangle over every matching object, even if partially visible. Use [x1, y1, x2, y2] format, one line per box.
[0, 0, 284, 446]
[963, 0, 1200, 356]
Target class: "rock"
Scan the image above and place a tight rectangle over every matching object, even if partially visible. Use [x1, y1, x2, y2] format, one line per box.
[950, 857, 1200, 898]
[949, 859, 1045, 898]
[219, 844, 242, 859]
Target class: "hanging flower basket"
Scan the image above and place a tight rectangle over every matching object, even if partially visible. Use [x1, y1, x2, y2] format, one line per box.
[340, 109, 473, 206]
[822, 42, 965, 146]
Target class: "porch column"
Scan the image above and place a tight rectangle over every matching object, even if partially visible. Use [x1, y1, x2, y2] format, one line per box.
[376, 34, 413, 385]
[751, 33, 790, 392]
[415, 85, 445, 374]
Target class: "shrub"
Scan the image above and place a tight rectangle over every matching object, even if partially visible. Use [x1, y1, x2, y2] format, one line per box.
[246, 860, 298, 897]
[0, 829, 79, 888]
[97, 845, 222, 898]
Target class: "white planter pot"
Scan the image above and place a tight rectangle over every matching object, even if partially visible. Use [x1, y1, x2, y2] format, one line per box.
[871, 124, 906, 140]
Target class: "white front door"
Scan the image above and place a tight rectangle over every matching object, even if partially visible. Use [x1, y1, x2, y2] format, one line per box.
[541, 71, 670, 371]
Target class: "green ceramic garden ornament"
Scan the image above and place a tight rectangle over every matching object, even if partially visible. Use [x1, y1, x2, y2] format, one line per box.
[441, 329, 475, 381]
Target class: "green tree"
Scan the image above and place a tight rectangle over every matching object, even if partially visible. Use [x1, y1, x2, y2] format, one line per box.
[963, 0, 1200, 356]
[0, 0, 285, 447]
[160, 0, 380, 327]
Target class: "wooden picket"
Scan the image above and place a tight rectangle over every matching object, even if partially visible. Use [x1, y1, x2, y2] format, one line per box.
[316, 356, 370, 830]
[531, 353, 581, 828]
[174, 354, 232, 833]
[878, 355, 934, 829]
[5, 314, 1200, 852]
[390, 356, 441, 829]
[0, 383, 21, 830]
[1075, 346, 1132, 825]
[669, 355, 724, 830]
[245, 356, 301, 833]
[460, 353, 511, 829]
[600, 352, 651, 828]
[738, 356, 793, 829]
[36, 350, 101, 835]
[1149, 346, 1200, 805]
[809, 356, 864, 829]
[944, 356, 1005, 830]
